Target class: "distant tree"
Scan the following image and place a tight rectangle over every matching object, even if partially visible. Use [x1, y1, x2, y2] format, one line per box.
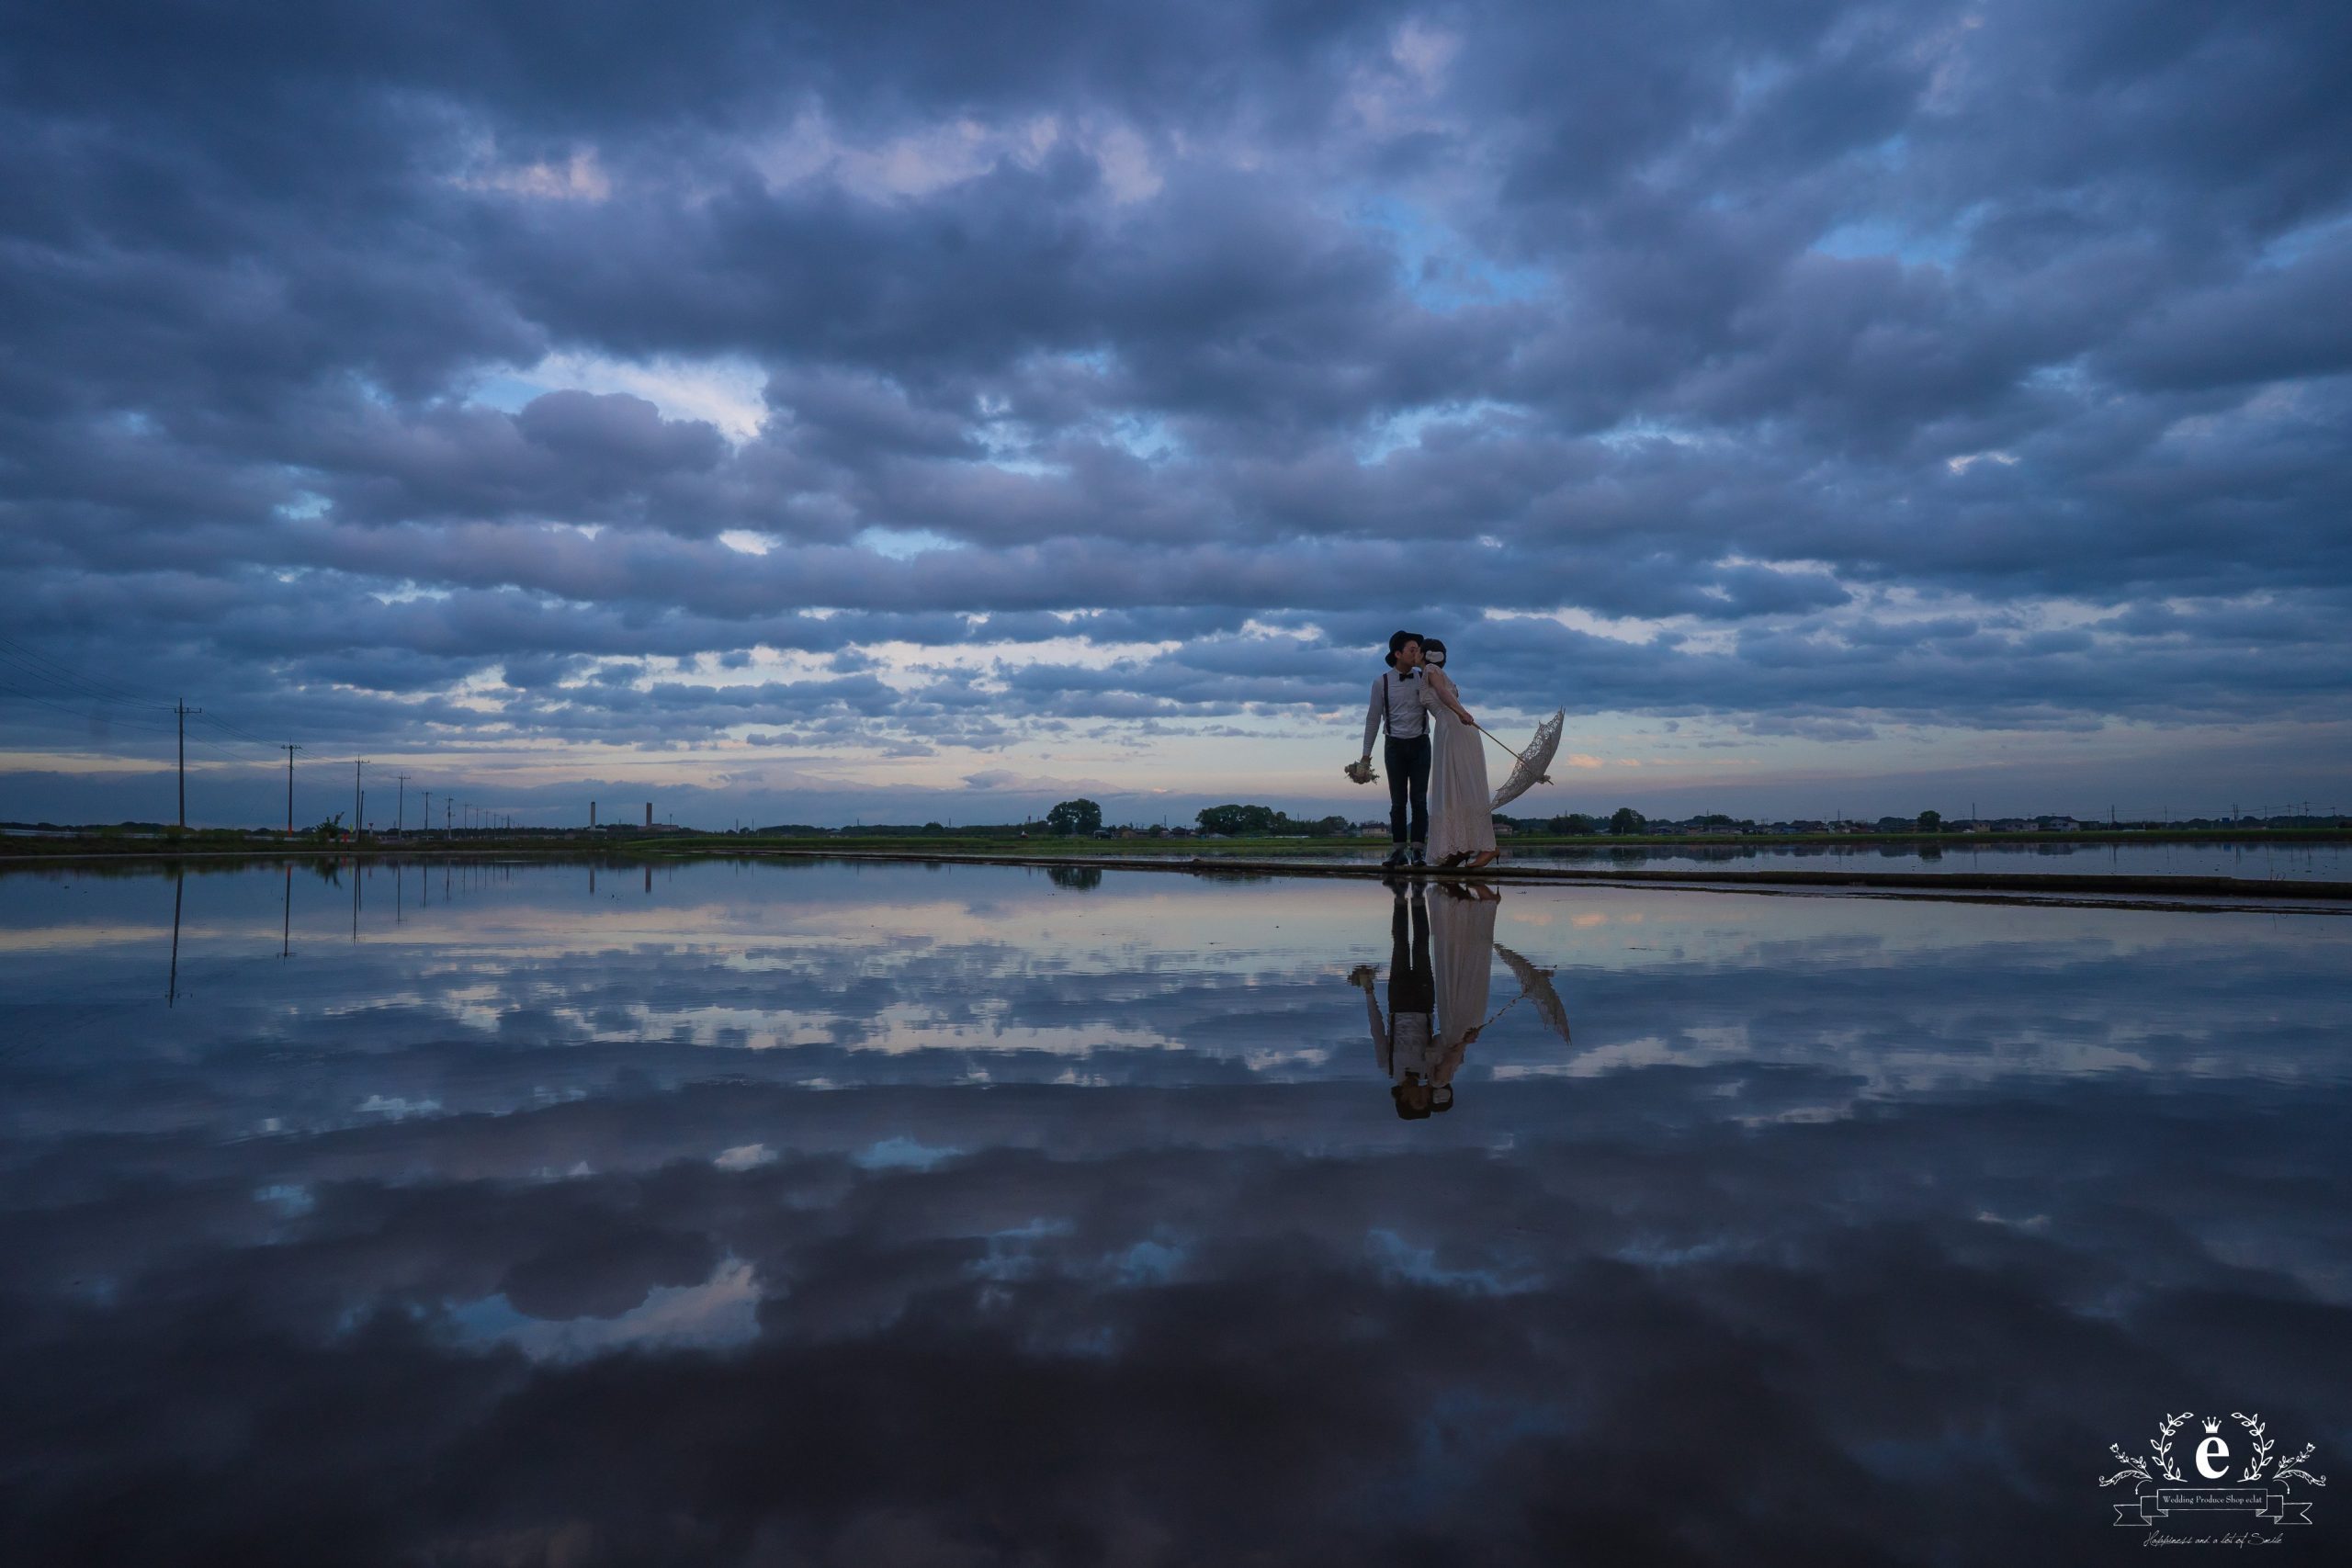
[309, 813, 344, 840]
[1917, 809, 1942, 833]
[1550, 813, 1600, 835]
[1045, 798, 1102, 836]
[1609, 807, 1647, 835]
[1197, 803, 1283, 836]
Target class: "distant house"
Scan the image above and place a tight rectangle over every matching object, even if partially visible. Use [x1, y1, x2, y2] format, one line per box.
[2036, 817, 2079, 831]
[1493, 822, 1516, 836]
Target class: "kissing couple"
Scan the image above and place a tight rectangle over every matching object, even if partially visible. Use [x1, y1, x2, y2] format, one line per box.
[1356, 629, 1499, 872]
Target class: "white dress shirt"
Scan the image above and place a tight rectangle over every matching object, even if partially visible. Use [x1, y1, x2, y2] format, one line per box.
[1363, 669, 1428, 756]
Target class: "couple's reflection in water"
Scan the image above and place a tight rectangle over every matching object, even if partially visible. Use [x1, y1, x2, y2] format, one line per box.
[1351, 880, 1570, 1118]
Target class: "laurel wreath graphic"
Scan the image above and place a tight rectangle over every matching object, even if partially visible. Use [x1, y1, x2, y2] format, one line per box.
[2233, 1412, 2273, 1483]
[2100, 1411, 2328, 1494]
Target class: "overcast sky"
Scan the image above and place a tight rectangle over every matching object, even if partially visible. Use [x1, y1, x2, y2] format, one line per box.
[3, 1, 2348, 828]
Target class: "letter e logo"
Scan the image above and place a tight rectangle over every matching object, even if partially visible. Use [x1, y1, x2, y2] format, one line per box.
[2196, 1436, 2231, 1480]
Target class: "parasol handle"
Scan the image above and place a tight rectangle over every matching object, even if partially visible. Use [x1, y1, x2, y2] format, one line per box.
[1471, 722, 1532, 765]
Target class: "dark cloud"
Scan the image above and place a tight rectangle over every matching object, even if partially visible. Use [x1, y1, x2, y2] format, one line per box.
[2, 1, 2349, 817]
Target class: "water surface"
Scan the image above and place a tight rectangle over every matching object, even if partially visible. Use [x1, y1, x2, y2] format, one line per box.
[3, 859, 2346, 1563]
[1261, 837, 2352, 880]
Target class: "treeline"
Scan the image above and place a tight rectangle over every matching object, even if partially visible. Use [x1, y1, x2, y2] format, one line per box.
[1193, 804, 1353, 837]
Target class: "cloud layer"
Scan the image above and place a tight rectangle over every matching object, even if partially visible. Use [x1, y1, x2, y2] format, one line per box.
[4, 2, 2349, 821]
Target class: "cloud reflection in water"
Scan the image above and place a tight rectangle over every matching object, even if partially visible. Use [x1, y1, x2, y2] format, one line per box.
[0, 860, 2346, 1564]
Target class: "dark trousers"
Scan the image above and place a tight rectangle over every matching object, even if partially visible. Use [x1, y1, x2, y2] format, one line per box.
[1385, 733, 1430, 845]
[1390, 894, 1434, 1017]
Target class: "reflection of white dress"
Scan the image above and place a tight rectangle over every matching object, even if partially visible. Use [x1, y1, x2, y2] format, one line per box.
[1430, 888, 1498, 1082]
[1423, 670, 1497, 863]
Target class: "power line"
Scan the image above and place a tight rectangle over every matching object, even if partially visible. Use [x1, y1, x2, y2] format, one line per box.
[0, 633, 177, 711]
[0, 682, 185, 735]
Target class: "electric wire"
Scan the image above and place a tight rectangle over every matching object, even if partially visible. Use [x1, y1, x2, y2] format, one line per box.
[0, 633, 179, 711]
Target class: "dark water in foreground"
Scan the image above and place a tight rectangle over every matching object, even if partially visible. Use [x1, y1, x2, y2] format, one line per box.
[3, 859, 2346, 1564]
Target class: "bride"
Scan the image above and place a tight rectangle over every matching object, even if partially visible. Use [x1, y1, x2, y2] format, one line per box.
[1419, 638, 1498, 870]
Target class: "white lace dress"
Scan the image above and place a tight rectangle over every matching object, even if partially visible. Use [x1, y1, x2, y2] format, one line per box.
[1422, 669, 1497, 863]
[1430, 886, 1498, 1084]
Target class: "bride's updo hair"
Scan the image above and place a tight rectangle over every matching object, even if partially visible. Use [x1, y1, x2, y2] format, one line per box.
[1420, 637, 1448, 668]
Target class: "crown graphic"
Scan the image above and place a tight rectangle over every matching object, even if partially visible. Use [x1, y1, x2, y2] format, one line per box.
[2203, 1418, 2222, 1434]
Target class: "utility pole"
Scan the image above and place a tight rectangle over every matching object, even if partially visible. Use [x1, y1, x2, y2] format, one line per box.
[422, 791, 431, 837]
[354, 760, 367, 842]
[445, 798, 451, 832]
[175, 700, 202, 828]
[281, 743, 300, 833]
[394, 773, 410, 834]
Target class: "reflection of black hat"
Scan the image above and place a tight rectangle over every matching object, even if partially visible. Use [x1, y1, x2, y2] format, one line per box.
[1385, 629, 1425, 669]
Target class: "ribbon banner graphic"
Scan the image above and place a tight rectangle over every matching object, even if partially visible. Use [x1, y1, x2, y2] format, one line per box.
[2115, 1487, 2315, 1527]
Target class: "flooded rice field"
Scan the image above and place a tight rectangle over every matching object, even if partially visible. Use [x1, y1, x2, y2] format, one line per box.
[1267, 837, 2352, 881]
[3, 857, 2346, 1563]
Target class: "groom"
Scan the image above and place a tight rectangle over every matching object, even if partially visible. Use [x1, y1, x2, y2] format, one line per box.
[1362, 629, 1430, 869]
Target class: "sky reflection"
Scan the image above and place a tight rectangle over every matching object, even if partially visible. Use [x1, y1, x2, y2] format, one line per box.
[1, 860, 2346, 1563]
